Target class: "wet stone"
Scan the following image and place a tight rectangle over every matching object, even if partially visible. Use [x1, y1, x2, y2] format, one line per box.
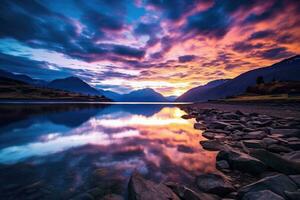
[166, 182, 220, 200]
[196, 173, 235, 196]
[242, 131, 266, 140]
[267, 144, 292, 153]
[194, 123, 206, 130]
[241, 190, 284, 200]
[216, 160, 230, 171]
[242, 140, 263, 149]
[238, 174, 298, 199]
[200, 140, 224, 151]
[217, 149, 266, 174]
[128, 172, 180, 200]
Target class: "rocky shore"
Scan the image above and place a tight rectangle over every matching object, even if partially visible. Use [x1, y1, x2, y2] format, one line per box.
[120, 105, 300, 200]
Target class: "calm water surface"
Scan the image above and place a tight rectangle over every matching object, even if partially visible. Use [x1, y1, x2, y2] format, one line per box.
[0, 104, 216, 199]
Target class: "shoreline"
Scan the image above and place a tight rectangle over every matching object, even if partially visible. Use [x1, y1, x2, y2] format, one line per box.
[181, 101, 300, 118]
[175, 104, 300, 200]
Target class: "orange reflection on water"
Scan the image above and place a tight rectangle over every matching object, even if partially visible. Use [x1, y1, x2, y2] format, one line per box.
[0, 105, 217, 186]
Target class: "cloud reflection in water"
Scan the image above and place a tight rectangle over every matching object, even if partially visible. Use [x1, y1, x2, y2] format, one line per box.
[0, 104, 217, 197]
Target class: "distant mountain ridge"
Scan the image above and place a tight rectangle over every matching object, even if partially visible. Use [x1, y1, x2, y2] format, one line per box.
[47, 76, 101, 96]
[0, 69, 169, 102]
[118, 88, 168, 102]
[0, 76, 111, 102]
[0, 69, 47, 86]
[177, 55, 300, 102]
[176, 79, 230, 102]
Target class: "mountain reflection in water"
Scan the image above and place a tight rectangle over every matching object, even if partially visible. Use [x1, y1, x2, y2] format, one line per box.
[0, 104, 217, 199]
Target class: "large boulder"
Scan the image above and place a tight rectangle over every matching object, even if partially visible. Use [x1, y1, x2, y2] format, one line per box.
[242, 140, 263, 149]
[208, 121, 231, 129]
[241, 190, 284, 200]
[242, 131, 266, 140]
[128, 172, 180, 200]
[222, 113, 240, 120]
[270, 129, 300, 137]
[200, 140, 225, 151]
[216, 160, 230, 171]
[284, 190, 300, 200]
[250, 149, 300, 175]
[238, 174, 298, 199]
[166, 182, 220, 200]
[202, 132, 215, 139]
[194, 123, 206, 130]
[287, 141, 300, 150]
[196, 173, 235, 196]
[101, 194, 124, 200]
[216, 149, 266, 174]
[289, 175, 300, 187]
[267, 144, 292, 153]
[283, 151, 300, 161]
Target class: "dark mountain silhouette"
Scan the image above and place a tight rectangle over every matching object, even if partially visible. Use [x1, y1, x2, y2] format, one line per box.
[0, 70, 169, 102]
[118, 88, 168, 102]
[0, 76, 110, 102]
[0, 69, 47, 86]
[176, 79, 230, 102]
[98, 89, 123, 100]
[165, 95, 178, 101]
[177, 55, 300, 102]
[47, 76, 101, 96]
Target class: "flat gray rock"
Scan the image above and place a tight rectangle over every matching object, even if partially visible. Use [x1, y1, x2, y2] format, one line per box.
[208, 121, 231, 129]
[216, 160, 230, 171]
[250, 149, 300, 175]
[166, 182, 220, 200]
[101, 194, 124, 200]
[242, 190, 284, 200]
[267, 144, 292, 153]
[200, 140, 224, 151]
[238, 174, 298, 198]
[284, 190, 300, 200]
[196, 173, 235, 196]
[283, 151, 300, 161]
[128, 172, 180, 200]
[261, 137, 278, 147]
[289, 175, 300, 187]
[242, 140, 263, 149]
[217, 149, 266, 174]
[194, 123, 206, 130]
[242, 131, 266, 140]
[202, 132, 215, 139]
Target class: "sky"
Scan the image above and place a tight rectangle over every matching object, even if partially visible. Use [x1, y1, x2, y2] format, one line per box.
[0, 0, 300, 96]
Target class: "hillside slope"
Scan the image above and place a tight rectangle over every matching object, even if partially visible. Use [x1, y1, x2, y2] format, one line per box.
[177, 55, 300, 102]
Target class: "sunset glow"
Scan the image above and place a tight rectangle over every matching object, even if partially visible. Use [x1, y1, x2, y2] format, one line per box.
[0, 0, 300, 95]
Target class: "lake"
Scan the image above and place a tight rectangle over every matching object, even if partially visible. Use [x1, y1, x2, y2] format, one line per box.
[0, 103, 217, 199]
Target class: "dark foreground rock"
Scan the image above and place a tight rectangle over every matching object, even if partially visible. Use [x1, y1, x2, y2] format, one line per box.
[196, 173, 235, 196]
[101, 194, 124, 200]
[166, 182, 220, 200]
[284, 190, 300, 200]
[241, 190, 284, 200]
[216, 149, 266, 174]
[238, 174, 298, 199]
[200, 140, 225, 151]
[250, 149, 300, 175]
[128, 172, 180, 200]
[180, 105, 300, 200]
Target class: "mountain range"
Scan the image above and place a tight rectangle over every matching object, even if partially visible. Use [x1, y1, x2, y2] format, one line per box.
[176, 55, 300, 102]
[47, 76, 100, 96]
[1, 55, 299, 102]
[0, 69, 170, 102]
[0, 69, 47, 86]
[176, 79, 230, 102]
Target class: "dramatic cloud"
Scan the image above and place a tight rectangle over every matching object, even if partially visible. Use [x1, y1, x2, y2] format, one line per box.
[0, 0, 299, 95]
[178, 55, 197, 63]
